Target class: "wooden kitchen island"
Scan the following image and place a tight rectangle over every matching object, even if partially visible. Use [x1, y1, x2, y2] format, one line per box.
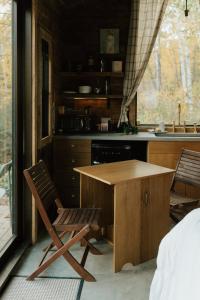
[74, 160, 174, 272]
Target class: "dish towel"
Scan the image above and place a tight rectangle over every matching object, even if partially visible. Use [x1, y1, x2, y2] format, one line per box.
[149, 208, 200, 300]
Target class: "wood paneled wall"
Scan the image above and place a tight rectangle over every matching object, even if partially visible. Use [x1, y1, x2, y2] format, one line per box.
[32, 0, 64, 241]
[61, 0, 131, 71]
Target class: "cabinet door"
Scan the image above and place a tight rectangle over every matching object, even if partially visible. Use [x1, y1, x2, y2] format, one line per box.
[140, 174, 172, 262]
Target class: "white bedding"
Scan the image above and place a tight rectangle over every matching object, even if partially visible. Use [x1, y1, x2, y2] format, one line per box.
[149, 208, 200, 300]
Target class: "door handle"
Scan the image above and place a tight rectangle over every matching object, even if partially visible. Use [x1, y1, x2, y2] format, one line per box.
[144, 191, 150, 206]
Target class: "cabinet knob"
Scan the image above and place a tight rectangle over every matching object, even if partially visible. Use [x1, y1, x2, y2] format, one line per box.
[72, 159, 76, 163]
[71, 194, 75, 198]
[71, 144, 75, 148]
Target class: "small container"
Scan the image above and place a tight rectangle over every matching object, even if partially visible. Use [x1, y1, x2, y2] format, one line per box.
[94, 87, 101, 94]
[58, 106, 65, 115]
[159, 122, 165, 132]
[78, 86, 92, 94]
[112, 61, 123, 72]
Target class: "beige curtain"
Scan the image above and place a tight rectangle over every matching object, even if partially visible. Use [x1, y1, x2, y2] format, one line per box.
[118, 0, 168, 126]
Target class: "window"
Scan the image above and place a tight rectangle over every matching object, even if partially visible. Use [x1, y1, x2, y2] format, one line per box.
[39, 28, 52, 144]
[137, 0, 200, 125]
[41, 39, 50, 138]
[0, 0, 31, 267]
[0, 0, 14, 254]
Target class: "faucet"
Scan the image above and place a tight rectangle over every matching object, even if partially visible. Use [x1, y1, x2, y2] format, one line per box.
[183, 121, 186, 133]
[193, 123, 197, 133]
[178, 103, 181, 126]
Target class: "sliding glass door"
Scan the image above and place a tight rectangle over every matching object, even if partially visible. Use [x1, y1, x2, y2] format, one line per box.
[0, 0, 20, 257]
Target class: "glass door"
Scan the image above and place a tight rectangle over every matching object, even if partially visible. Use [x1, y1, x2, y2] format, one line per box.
[0, 0, 15, 255]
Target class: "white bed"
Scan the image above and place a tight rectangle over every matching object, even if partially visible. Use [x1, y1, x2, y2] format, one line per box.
[149, 208, 200, 300]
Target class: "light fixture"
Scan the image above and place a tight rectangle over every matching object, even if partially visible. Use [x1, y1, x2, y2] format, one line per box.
[185, 0, 189, 16]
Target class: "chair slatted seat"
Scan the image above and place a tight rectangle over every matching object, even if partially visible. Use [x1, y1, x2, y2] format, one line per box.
[53, 208, 101, 231]
[24, 160, 102, 282]
[170, 149, 200, 223]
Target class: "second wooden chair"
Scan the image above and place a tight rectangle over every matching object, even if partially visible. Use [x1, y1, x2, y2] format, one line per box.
[170, 148, 200, 223]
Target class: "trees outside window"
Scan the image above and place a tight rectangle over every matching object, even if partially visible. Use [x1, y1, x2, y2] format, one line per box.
[137, 0, 200, 125]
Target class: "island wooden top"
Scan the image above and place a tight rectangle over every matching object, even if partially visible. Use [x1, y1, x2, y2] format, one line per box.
[74, 160, 175, 185]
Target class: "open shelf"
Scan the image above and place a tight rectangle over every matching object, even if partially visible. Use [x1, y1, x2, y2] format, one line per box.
[61, 93, 123, 99]
[60, 72, 124, 78]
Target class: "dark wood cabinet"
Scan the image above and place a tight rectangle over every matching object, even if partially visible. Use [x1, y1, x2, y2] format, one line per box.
[53, 138, 91, 207]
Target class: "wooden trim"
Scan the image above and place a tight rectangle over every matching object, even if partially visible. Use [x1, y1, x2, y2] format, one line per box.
[38, 27, 53, 149]
[31, 0, 38, 244]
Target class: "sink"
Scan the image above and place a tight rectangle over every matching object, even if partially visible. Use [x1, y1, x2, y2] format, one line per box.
[155, 132, 200, 137]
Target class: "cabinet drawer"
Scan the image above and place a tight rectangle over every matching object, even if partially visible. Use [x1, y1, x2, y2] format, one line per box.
[54, 139, 91, 154]
[55, 155, 91, 168]
[54, 170, 80, 188]
[58, 187, 80, 207]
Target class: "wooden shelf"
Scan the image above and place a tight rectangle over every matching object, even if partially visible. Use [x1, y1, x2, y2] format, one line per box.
[60, 72, 124, 78]
[61, 93, 123, 99]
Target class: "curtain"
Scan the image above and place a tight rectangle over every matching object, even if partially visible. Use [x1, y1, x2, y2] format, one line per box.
[118, 0, 168, 126]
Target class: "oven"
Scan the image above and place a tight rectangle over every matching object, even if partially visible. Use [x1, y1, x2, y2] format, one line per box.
[91, 140, 147, 165]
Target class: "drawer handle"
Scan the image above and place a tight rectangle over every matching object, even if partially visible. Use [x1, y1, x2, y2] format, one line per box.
[144, 191, 150, 206]
[72, 176, 75, 181]
[72, 159, 76, 163]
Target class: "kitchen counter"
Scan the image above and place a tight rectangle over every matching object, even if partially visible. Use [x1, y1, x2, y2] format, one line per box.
[54, 132, 200, 141]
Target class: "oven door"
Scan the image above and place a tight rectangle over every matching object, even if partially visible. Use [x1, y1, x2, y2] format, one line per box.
[91, 142, 132, 165]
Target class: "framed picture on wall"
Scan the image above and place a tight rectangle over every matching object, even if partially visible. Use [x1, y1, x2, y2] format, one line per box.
[100, 28, 119, 54]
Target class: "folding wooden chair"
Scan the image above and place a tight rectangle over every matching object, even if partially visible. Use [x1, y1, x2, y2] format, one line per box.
[170, 149, 200, 223]
[23, 160, 102, 282]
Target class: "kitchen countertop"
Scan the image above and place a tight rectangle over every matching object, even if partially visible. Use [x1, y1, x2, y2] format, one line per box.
[54, 132, 200, 141]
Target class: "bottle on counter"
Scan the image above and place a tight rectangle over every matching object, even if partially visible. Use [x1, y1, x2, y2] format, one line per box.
[105, 79, 110, 95]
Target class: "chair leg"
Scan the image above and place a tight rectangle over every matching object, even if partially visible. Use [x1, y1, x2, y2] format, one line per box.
[170, 212, 179, 224]
[81, 245, 90, 266]
[42, 230, 69, 252]
[27, 225, 96, 282]
[82, 237, 102, 255]
[63, 250, 95, 282]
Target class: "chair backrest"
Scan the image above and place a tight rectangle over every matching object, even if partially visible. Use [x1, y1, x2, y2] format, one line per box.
[23, 160, 59, 235]
[172, 148, 200, 189]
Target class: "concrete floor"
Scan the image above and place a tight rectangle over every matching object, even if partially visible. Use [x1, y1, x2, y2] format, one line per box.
[3, 234, 156, 300]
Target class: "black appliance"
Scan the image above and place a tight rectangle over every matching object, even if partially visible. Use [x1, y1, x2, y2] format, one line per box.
[91, 140, 147, 165]
[58, 114, 93, 133]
